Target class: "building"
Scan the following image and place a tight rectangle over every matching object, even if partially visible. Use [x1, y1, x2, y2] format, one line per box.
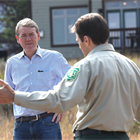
[103, 0, 140, 54]
[31, 0, 102, 59]
[32, 0, 140, 59]
[1, 0, 140, 59]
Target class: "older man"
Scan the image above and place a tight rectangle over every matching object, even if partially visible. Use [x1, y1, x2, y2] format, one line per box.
[3, 18, 71, 140]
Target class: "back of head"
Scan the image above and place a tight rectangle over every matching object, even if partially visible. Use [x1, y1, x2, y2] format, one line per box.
[15, 18, 39, 36]
[71, 13, 109, 45]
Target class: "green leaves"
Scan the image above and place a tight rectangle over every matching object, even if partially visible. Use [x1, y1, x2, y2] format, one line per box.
[0, 0, 31, 43]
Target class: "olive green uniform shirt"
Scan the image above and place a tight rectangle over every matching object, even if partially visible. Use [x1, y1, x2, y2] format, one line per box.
[15, 44, 140, 133]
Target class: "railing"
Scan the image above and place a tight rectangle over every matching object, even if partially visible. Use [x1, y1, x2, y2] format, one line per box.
[109, 28, 140, 54]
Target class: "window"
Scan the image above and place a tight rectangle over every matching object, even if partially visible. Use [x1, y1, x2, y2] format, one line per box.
[107, 12, 120, 29]
[124, 11, 137, 28]
[50, 6, 88, 47]
[104, 0, 140, 49]
[107, 11, 121, 47]
[104, 0, 140, 28]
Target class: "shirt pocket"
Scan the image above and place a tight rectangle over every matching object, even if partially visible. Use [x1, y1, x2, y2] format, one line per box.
[37, 71, 55, 89]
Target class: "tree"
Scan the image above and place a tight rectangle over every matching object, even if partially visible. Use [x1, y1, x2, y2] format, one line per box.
[0, 0, 31, 53]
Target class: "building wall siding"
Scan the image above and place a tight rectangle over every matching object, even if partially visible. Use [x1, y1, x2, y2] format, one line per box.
[31, 0, 102, 59]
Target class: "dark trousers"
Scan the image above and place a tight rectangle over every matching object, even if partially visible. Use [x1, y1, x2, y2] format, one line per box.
[74, 130, 130, 140]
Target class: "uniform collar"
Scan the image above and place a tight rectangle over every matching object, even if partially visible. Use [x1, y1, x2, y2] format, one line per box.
[19, 45, 42, 59]
[87, 43, 115, 57]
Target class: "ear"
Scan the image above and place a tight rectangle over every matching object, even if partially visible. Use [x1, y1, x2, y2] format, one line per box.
[38, 32, 40, 41]
[15, 35, 20, 44]
[83, 36, 90, 46]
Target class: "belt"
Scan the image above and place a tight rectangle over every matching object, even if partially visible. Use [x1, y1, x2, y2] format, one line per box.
[16, 112, 54, 122]
[74, 128, 125, 138]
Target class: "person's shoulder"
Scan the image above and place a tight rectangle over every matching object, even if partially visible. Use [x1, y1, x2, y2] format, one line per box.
[73, 57, 89, 68]
[8, 52, 23, 61]
[6, 52, 22, 66]
[40, 48, 63, 58]
[114, 52, 133, 61]
[118, 53, 138, 66]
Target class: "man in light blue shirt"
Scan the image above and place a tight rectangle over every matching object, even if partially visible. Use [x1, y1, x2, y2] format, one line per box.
[4, 18, 71, 140]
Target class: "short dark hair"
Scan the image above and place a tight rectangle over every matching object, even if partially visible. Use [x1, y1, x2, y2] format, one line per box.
[71, 13, 109, 45]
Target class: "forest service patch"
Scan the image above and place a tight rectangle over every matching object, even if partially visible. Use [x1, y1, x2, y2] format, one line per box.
[65, 67, 80, 81]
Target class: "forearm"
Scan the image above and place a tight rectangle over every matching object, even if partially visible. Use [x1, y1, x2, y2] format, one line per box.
[14, 79, 85, 113]
[14, 90, 67, 113]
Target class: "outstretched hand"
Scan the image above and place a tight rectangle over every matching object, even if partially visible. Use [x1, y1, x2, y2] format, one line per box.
[0, 79, 15, 104]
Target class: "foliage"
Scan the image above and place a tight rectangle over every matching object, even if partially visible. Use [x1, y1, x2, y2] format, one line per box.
[0, 0, 31, 43]
[0, 58, 5, 79]
[128, 121, 140, 135]
[0, 70, 4, 80]
[0, 116, 14, 140]
[60, 107, 77, 140]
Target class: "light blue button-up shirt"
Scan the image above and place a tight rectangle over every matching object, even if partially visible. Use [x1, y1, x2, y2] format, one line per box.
[4, 46, 71, 118]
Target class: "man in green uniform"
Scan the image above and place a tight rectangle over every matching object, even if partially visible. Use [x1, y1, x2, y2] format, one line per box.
[0, 13, 140, 140]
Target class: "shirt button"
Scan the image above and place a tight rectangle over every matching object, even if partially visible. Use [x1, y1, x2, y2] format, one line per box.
[31, 83, 32, 85]
[30, 62, 32, 64]
[31, 72, 32, 74]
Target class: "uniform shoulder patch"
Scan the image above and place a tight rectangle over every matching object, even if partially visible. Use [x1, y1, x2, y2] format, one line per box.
[65, 67, 80, 81]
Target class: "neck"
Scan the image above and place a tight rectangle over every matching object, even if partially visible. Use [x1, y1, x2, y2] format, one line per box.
[25, 50, 37, 60]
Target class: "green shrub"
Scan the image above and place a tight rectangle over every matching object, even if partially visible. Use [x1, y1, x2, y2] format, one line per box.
[0, 71, 4, 80]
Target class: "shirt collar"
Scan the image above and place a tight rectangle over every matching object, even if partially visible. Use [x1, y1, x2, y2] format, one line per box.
[87, 43, 115, 57]
[19, 51, 24, 59]
[19, 45, 42, 59]
[35, 45, 42, 58]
